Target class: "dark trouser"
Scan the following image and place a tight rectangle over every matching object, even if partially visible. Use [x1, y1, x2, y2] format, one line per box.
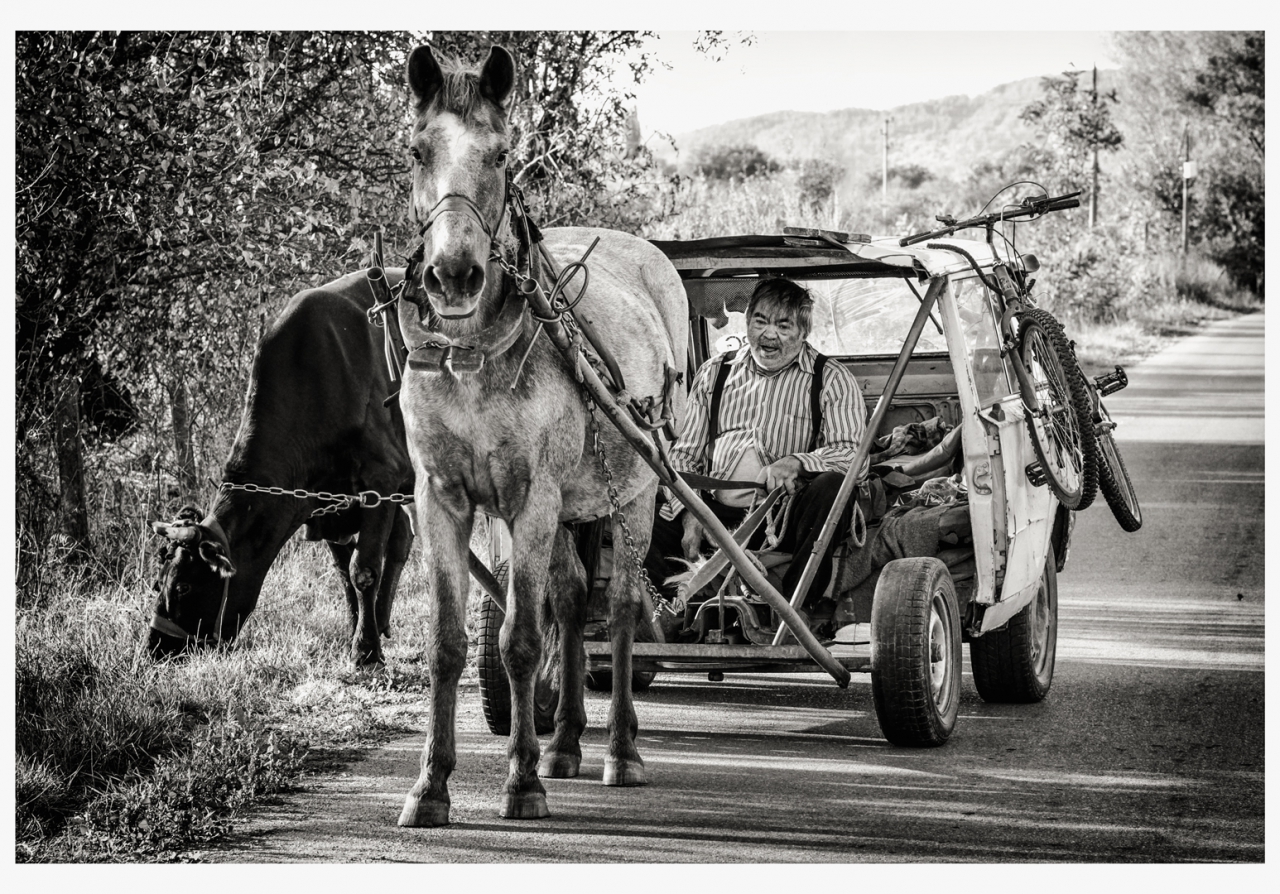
[644, 471, 853, 608]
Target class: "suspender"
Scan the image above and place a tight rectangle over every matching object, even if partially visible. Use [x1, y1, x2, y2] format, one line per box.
[809, 354, 828, 451]
[706, 349, 829, 470]
[706, 350, 736, 463]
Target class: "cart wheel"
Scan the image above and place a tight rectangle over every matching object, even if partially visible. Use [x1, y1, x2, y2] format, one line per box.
[1017, 311, 1093, 510]
[477, 562, 558, 737]
[870, 558, 961, 747]
[970, 545, 1058, 703]
[1095, 402, 1143, 532]
[585, 612, 660, 693]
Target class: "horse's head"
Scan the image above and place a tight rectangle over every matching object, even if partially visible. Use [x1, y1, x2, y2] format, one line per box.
[406, 44, 516, 320]
[147, 505, 237, 659]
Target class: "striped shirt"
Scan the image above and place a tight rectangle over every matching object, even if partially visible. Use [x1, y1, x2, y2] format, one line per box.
[664, 342, 867, 518]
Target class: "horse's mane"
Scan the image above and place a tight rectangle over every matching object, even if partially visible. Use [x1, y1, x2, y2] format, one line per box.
[418, 51, 508, 131]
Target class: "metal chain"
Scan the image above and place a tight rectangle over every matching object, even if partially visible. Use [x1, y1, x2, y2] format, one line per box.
[582, 392, 679, 622]
[495, 245, 675, 621]
[218, 481, 413, 519]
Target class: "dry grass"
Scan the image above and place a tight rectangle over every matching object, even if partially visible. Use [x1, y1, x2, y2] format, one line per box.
[15, 513, 499, 862]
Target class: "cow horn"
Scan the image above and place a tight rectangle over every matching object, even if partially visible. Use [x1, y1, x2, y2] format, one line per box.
[152, 521, 201, 545]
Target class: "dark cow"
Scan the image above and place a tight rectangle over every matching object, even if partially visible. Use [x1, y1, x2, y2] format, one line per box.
[149, 268, 414, 667]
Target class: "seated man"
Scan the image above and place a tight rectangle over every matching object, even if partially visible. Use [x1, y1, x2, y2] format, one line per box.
[646, 277, 869, 610]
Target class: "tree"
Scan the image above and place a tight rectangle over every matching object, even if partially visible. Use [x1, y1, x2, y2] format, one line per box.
[1114, 31, 1264, 292]
[1020, 69, 1124, 205]
[16, 30, 694, 561]
[693, 142, 781, 181]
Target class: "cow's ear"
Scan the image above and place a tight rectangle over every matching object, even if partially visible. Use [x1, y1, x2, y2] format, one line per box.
[478, 45, 516, 109]
[198, 537, 236, 579]
[408, 44, 444, 111]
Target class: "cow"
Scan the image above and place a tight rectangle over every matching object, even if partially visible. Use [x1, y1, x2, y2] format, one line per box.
[148, 267, 414, 667]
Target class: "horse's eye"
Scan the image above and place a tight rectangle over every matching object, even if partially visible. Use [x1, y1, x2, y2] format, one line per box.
[410, 147, 422, 162]
[496, 150, 509, 168]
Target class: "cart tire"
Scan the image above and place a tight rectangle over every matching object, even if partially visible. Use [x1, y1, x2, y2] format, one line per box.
[477, 562, 558, 737]
[1095, 403, 1143, 532]
[1017, 311, 1093, 510]
[585, 612, 660, 693]
[970, 545, 1059, 703]
[870, 558, 961, 747]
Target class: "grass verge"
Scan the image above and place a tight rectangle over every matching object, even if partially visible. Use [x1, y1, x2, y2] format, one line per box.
[14, 527, 490, 863]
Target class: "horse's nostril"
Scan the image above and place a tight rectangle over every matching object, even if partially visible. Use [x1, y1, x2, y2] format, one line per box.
[423, 265, 443, 295]
[465, 265, 485, 295]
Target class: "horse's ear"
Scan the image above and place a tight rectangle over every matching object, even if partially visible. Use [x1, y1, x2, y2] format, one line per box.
[407, 44, 445, 111]
[478, 45, 516, 109]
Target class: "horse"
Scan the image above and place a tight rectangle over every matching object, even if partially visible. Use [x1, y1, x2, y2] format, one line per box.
[394, 44, 686, 826]
[149, 269, 414, 667]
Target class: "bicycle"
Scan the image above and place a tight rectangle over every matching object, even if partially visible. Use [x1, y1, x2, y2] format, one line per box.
[1074, 364, 1143, 531]
[900, 188, 1096, 510]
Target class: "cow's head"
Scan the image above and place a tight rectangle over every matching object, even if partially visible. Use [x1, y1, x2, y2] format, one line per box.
[147, 505, 236, 659]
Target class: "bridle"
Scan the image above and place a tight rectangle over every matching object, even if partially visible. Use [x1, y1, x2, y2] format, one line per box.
[400, 169, 545, 375]
[151, 514, 234, 648]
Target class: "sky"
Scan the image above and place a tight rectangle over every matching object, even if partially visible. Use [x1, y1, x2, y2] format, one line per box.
[628, 31, 1122, 137]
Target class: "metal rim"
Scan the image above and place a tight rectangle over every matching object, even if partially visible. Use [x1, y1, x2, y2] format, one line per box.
[1028, 574, 1053, 677]
[1023, 326, 1085, 493]
[927, 586, 956, 709]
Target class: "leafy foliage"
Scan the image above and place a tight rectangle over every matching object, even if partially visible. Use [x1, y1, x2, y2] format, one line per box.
[1113, 31, 1264, 292]
[693, 142, 782, 181]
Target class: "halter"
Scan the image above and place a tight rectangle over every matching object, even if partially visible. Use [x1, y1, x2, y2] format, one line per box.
[401, 169, 537, 375]
[151, 514, 234, 648]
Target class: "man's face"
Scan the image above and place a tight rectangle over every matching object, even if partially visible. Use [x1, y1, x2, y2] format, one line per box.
[746, 299, 806, 371]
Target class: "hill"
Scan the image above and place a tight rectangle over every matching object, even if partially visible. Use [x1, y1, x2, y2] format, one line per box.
[650, 72, 1129, 183]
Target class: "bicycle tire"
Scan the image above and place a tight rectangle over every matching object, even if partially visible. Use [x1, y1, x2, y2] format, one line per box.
[1021, 309, 1099, 511]
[1016, 311, 1092, 510]
[1094, 402, 1143, 531]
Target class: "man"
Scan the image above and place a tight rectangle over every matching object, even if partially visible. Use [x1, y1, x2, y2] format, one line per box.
[647, 277, 868, 613]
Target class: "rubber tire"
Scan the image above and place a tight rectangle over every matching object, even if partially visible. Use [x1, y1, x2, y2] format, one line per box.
[584, 613, 659, 693]
[870, 558, 961, 747]
[970, 544, 1058, 703]
[477, 562, 558, 737]
[1018, 310, 1095, 511]
[1095, 402, 1142, 532]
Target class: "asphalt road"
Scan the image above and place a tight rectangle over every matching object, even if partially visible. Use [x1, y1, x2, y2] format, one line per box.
[211, 314, 1265, 863]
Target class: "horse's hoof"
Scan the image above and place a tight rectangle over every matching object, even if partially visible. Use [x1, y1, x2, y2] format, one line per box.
[603, 757, 648, 787]
[398, 795, 449, 827]
[538, 751, 581, 778]
[500, 791, 550, 820]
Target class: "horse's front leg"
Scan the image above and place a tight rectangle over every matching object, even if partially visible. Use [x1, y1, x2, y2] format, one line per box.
[500, 484, 562, 819]
[538, 524, 588, 779]
[604, 481, 658, 787]
[398, 488, 473, 828]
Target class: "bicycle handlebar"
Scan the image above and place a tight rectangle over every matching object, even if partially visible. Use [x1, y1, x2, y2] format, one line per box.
[899, 190, 1082, 246]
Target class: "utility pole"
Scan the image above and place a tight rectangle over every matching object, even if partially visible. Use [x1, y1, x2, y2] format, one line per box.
[1181, 123, 1194, 254]
[881, 117, 890, 231]
[1089, 66, 1099, 228]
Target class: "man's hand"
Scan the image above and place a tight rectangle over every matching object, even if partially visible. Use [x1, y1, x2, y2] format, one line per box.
[760, 455, 803, 495]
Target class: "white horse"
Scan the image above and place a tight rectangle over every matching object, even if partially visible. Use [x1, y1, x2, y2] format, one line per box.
[395, 44, 686, 825]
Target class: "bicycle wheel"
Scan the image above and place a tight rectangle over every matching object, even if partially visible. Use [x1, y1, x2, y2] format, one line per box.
[1094, 401, 1143, 531]
[1017, 311, 1092, 509]
[1021, 309, 1099, 510]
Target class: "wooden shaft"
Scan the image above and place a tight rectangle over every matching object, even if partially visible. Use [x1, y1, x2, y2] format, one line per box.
[772, 276, 945, 646]
[523, 277, 851, 687]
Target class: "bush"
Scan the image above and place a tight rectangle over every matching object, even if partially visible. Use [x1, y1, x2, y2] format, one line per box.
[692, 142, 781, 181]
